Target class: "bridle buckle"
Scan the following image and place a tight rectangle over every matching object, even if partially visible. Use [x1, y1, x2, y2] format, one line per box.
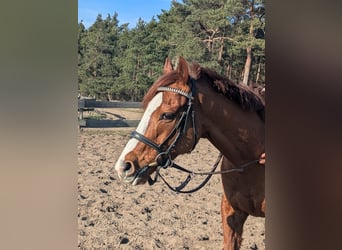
[154, 152, 172, 169]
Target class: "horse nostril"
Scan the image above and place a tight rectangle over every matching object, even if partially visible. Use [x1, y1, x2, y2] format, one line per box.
[124, 161, 132, 172]
[122, 161, 135, 176]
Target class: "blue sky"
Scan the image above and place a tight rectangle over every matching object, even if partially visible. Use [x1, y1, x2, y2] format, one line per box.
[78, 0, 177, 28]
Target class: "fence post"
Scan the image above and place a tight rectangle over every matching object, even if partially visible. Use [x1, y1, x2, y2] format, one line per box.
[78, 99, 142, 128]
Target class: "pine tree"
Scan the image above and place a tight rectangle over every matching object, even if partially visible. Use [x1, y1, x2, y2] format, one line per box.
[226, 0, 265, 85]
[77, 0, 265, 101]
[78, 14, 122, 100]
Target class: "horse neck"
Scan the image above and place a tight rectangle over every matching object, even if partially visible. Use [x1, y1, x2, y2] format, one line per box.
[195, 82, 265, 164]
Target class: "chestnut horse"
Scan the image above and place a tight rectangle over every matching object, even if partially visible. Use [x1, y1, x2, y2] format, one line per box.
[114, 57, 265, 250]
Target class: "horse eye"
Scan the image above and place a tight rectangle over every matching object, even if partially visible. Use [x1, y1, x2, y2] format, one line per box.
[160, 112, 176, 120]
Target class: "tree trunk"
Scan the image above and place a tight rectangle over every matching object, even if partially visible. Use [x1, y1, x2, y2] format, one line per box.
[226, 63, 232, 78]
[256, 61, 261, 84]
[218, 38, 224, 62]
[242, 46, 252, 85]
[242, 16, 255, 86]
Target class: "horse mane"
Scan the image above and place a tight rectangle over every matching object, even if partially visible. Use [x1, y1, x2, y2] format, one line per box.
[190, 63, 265, 121]
[143, 62, 265, 121]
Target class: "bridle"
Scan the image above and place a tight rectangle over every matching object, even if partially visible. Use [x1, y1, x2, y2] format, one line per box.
[130, 78, 261, 193]
[130, 78, 197, 170]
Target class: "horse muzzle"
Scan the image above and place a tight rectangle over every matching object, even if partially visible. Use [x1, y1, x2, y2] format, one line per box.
[117, 161, 152, 186]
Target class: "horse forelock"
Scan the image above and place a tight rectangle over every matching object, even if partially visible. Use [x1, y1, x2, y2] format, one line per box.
[142, 71, 180, 109]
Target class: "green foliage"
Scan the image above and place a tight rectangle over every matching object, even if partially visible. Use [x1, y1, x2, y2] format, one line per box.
[78, 0, 265, 101]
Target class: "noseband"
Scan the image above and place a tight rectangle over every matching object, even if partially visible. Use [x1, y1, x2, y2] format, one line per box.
[131, 78, 197, 169]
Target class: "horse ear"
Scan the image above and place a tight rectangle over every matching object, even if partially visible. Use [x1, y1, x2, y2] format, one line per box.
[163, 58, 173, 74]
[176, 57, 189, 83]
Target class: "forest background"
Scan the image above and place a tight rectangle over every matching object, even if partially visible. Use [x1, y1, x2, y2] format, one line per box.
[78, 0, 265, 101]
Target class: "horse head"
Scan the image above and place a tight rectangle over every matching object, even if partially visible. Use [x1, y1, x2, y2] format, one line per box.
[114, 57, 199, 185]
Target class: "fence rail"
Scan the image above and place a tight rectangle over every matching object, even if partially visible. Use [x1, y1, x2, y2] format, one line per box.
[78, 99, 141, 109]
[78, 99, 142, 128]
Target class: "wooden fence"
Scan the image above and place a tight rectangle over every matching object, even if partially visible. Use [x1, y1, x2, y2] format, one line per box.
[78, 99, 142, 128]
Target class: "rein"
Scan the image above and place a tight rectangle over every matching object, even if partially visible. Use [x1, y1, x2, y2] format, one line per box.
[150, 154, 261, 194]
[129, 78, 261, 193]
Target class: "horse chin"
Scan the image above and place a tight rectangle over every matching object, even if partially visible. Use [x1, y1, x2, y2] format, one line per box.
[121, 166, 151, 186]
[120, 175, 133, 183]
[132, 176, 147, 186]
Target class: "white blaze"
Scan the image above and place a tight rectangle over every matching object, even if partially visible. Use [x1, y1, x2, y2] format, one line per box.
[114, 93, 163, 172]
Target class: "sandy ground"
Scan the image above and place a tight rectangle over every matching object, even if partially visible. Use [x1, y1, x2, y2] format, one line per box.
[78, 109, 265, 249]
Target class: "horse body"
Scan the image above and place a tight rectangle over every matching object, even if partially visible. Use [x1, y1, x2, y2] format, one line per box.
[220, 156, 265, 249]
[114, 57, 265, 250]
[191, 66, 265, 249]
